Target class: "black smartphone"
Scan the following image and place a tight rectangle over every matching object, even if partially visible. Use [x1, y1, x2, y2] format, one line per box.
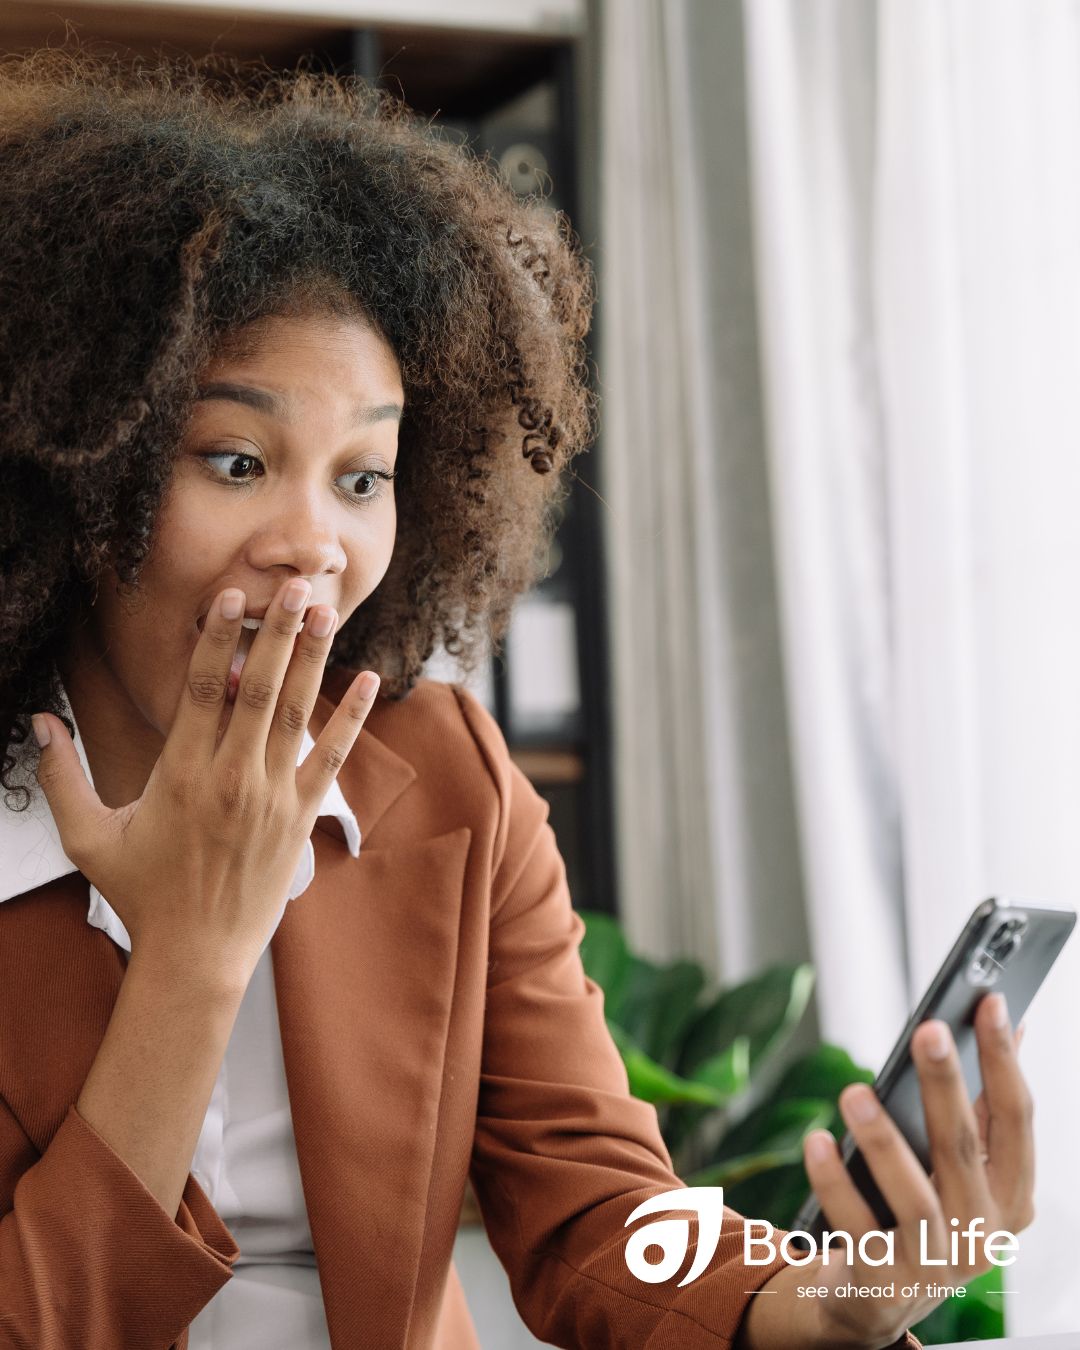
[792, 897, 1076, 1239]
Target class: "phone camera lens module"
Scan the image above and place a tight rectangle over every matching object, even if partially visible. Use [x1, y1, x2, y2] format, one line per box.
[987, 917, 1027, 966]
[969, 916, 1027, 985]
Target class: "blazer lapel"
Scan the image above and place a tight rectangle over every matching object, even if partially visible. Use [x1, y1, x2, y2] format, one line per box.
[269, 828, 472, 1348]
[313, 732, 417, 847]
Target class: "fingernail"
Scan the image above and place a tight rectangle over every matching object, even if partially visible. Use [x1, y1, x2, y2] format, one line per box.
[357, 671, 380, 700]
[283, 581, 311, 613]
[31, 715, 50, 748]
[923, 1021, 951, 1060]
[307, 607, 335, 638]
[988, 992, 1009, 1030]
[805, 1131, 835, 1164]
[221, 589, 244, 620]
[844, 1087, 879, 1124]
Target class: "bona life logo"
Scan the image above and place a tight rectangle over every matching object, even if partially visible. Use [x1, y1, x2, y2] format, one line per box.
[624, 1188, 726, 1288]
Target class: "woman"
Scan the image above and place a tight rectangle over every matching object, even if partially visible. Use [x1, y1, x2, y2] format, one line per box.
[0, 47, 1033, 1350]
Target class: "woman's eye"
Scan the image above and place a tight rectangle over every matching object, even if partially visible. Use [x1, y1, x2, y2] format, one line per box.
[201, 451, 261, 482]
[341, 470, 384, 499]
[199, 452, 394, 503]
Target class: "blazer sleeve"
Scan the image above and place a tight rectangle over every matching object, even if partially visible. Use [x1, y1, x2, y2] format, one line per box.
[457, 688, 920, 1350]
[0, 1092, 239, 1349]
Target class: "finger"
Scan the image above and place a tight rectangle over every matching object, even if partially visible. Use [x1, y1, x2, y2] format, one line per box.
[911, 1019, 995, 1224]
[971, 1022, 1023, 1156]
[220, 578, 311, 759]
[31, 712, 110, 866]
[803, 1129, 879, 1238]
[973, 993, 1035, 1225]
[974, 1091, 990, 1156]
[838, 1085, 944, 1245]
[167, 587, 246, 768]
[265, 603, 339, 779]
[295, 669, 380, 809]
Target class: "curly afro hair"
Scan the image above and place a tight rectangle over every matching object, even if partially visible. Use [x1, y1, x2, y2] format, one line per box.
[0, 45, 595, 813]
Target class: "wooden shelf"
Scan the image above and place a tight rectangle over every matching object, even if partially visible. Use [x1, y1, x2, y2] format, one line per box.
[509, 748, 584, 785]
[23, 0, 583, 40]
[0, 2, 574, 118]
[0, 1, 342, 64]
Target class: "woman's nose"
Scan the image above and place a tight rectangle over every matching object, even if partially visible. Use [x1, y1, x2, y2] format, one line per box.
[243, 503, 348, 577]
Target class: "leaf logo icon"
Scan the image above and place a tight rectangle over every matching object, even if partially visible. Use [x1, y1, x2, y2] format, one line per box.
[623, 1187, 726, 1287]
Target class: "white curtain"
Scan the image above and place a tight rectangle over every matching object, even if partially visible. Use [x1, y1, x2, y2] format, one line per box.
[601, 0, 1080, 1335]
[597, 0, 809, 984]
[744, 0, 1080, 1335]
[740, 0, 911, 1061]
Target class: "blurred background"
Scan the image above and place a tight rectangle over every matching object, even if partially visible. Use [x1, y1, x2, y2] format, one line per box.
[3, 0, 1078, 1343]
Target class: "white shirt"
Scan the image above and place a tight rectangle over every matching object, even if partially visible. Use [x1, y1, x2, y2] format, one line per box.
[0, 684, 361, 1349]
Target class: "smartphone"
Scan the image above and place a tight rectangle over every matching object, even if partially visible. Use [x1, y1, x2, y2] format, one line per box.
[792, 897, 1076, 1239]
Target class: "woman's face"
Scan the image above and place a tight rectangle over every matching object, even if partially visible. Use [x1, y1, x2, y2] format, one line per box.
[65, 312, 403, 760]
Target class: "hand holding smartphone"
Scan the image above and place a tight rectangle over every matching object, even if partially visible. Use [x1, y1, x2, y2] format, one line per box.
[793, 897, 1076, 1239]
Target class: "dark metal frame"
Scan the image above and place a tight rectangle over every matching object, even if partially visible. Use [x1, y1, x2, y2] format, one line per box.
[348, 27, 616, 917]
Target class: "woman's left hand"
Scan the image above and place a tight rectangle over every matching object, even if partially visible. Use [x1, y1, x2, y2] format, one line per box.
[737, 992, 1035, 1349]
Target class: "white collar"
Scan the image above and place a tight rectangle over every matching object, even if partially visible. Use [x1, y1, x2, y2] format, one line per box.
[0, 681, 361, 954]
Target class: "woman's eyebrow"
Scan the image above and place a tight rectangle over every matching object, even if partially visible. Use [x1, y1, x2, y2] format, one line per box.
[194, 381, 402, 426]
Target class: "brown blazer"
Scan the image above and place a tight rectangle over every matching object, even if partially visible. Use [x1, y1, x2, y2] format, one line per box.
[0, 672, 909, 1349]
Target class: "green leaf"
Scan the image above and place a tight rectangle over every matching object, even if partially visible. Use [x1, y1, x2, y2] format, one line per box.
[687, 1098, 834, 1189]
[689, 1036, 751, 1099]
[606, 1020, 733, 1106]
[685, 1149, 795, 1189]
[676, 964, 815, 1079]
[614, 956, 707, 1065]
[578, 911, 633, 1014]
[769, 1043, 874, 1104]
[744, 1042, 874, 1150]
[580, 912, 709, 1066]
[711, 1096, 834, 1164]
